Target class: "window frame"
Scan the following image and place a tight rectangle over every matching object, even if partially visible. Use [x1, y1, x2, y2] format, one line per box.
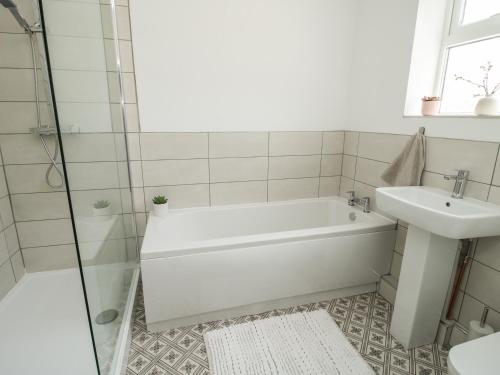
[435, 0, 500, 113]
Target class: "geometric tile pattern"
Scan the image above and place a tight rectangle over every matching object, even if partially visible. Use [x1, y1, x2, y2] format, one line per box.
[127, 288, 448, 375]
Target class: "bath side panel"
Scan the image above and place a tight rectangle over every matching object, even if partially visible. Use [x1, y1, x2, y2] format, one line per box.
[141, 230, 395, 325]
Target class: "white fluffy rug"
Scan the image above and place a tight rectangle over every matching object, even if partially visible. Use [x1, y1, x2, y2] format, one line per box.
[204, 310, 374, 375]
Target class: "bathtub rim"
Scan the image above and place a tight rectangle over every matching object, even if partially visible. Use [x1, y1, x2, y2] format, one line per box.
[141, 197, 396, 260]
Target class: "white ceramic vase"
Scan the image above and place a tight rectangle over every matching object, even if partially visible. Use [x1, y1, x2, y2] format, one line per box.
[474, 97, 500, 116]
[153, 202, 169, 217]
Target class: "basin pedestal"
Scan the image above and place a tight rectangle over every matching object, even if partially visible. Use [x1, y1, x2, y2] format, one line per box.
[390, 225, 459, 349]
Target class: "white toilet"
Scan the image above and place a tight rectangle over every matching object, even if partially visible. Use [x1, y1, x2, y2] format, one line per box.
[447, 332, 500, 374]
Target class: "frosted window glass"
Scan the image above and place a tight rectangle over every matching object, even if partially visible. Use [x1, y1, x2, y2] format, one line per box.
[462, 0, 500, 25]
[440, 37, 500, 114]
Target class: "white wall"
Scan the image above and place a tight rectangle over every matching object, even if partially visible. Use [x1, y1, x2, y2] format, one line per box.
[130, 0, 360, 132]
[348, 0, 500, 142]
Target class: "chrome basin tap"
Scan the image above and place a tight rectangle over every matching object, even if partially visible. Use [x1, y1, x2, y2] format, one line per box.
[444, 170, 469, 199]
[346, 191, 371, 213]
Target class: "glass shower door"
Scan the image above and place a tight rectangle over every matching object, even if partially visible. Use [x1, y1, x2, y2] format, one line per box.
[38, 0, 139, 373]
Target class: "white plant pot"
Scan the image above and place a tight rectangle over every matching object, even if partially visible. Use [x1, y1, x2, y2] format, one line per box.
[92, 206, 111, 220]
[474, 97, 500, 116]
[153, 203, 169, 217]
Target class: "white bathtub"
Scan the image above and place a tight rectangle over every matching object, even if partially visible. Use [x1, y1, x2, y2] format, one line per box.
[141, 197, 396, 331]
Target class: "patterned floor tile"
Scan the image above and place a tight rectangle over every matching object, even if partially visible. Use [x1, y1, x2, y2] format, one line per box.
[126, 287, 448, 375]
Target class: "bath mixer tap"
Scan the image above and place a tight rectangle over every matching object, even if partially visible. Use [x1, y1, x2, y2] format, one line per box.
[346, 191, 371, 213]
[443, 170, 469, 199]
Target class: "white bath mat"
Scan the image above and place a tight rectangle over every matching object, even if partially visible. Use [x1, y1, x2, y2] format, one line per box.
[204, 309, 374, 375]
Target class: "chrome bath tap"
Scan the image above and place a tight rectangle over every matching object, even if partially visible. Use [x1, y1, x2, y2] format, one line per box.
[444, 170, 469, 199]
[346, 191, 371, 213]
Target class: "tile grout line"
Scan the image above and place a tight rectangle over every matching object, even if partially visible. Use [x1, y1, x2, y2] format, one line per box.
[266, 132, 270, 202]
[317, 132, 324, 198]
[207, 133, 212, 206]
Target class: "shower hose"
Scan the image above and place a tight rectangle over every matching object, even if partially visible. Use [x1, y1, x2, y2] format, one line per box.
[28, 29, 64, 189]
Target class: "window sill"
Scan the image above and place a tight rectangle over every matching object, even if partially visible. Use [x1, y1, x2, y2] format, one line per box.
[404, 114, 500, 119]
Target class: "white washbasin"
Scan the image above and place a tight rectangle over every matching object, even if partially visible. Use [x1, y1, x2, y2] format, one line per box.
[376, 186, 500, 239]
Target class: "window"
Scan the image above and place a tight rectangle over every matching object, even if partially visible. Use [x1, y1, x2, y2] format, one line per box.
[438, 0, 500, 114]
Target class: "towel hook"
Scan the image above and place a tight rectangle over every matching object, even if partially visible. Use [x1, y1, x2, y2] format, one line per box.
[418, 126, 425, 135]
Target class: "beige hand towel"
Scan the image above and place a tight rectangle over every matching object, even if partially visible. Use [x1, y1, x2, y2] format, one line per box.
[381, 130, 426, 186]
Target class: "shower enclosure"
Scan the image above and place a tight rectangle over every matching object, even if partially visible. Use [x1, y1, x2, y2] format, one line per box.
[0, 1, 139, 374]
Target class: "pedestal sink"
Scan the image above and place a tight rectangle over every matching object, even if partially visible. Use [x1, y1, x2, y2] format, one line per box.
[376, 186, 500, 349]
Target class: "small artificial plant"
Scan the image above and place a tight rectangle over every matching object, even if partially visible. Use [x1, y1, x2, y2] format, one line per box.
[93, 200, 110, 209]
[152, 195, 168, 205]
[454, 62, 500, 97]
[422, 96, 440, 102]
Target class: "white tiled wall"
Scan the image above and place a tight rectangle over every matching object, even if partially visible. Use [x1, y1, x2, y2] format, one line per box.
[131, 131, 344, 241]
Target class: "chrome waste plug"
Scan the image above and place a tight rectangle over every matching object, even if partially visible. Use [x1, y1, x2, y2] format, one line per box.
[95, 309, 119, 325]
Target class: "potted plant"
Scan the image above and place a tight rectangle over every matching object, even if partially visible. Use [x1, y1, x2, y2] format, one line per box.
[93, 200, 111, 219]
[455, 62, 500, 116]
[421, 96, 441, 116]
[152, 195, 169, 217]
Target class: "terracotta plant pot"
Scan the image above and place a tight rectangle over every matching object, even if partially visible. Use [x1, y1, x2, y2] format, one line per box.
[421, 100, 441, 116]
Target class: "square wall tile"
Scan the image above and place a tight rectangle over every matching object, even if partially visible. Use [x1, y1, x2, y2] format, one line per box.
[11, 192, 70, 221]
[0, 260, 15, 300]
[466, 261, 500, 312]
[48, 35, 106, 71]
[268, 178, 319, 201]
[358, 132, 409, 163]
[343, 132, 359, 156]
[0, 33, 32, 68]
[354, 158, 390, 188]
[142, 159, 209, 186]
[342, 155, 356, 179]
[58, 102, 113, 133]
[52, 70, 109, 103]
[425, 138, 498, 184]
[62, 134, 122, 162]
[17, 219, 74, 248]
[493, 150, 500, 186]
[320, 155, 342, 177]
[0, 196, 14, 231]
[22, 244, 77, 272]
[0, 134, 60, 165]
[140, 133, 208, 160]
[458, 293, 500, 332]
[209, 132, 268, 158]
[0, 231, 8, 266]
[0, 69, 34, 101]
[210, 181, 267, 206]
[488, 186, 500, 205]
[268, 156, 321, 179]
[44, 0, 103, 38]
[319, 177, 340, 197]
[339, 177, 354, 196]
[70, 188, 126, 217]
[322, 132, 344, 155]
[0, 102, 37, 134]
[66, 162, 121, 190]
[475, 237, 500, 272]
[5, 225, 20, 256]
[210, 157, 268, 183]
[11, 251, 25, 282]
[269, 132, 322, 156]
